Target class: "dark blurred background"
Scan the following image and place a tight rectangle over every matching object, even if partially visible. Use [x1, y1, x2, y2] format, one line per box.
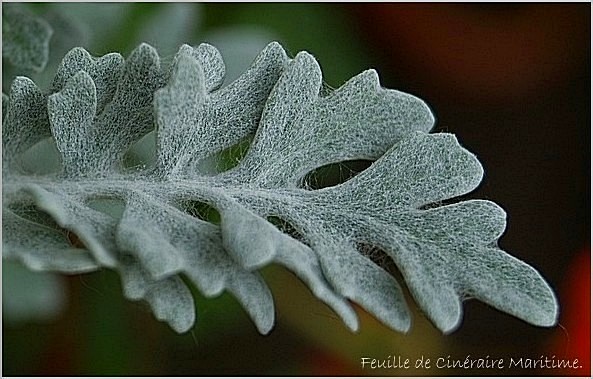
[3, 3, 590, 376]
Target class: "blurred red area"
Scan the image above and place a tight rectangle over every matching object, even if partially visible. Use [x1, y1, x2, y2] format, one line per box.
[305, 348, 363, 376]
[550, 248, 591, 376]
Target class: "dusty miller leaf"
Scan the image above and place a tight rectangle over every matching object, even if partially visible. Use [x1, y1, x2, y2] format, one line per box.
[2, 41, 558, 335]
[2, 4, 53, 72]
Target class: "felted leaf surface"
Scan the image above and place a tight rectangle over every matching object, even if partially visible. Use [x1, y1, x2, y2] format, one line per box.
[2, 41, 558, 335]
[2, 4, 53, 72]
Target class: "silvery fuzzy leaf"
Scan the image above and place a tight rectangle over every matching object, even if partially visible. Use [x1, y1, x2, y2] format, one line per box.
[2, 41, 558, 335]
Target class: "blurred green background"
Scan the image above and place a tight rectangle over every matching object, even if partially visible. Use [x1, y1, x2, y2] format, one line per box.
[3, 2, 590, 376]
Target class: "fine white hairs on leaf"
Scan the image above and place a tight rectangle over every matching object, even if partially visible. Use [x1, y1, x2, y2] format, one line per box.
[2, 41, 559, 335]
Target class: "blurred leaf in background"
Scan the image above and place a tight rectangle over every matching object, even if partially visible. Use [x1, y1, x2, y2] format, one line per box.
[2, 3, 52, 73]
[3, 261, 66, 322]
